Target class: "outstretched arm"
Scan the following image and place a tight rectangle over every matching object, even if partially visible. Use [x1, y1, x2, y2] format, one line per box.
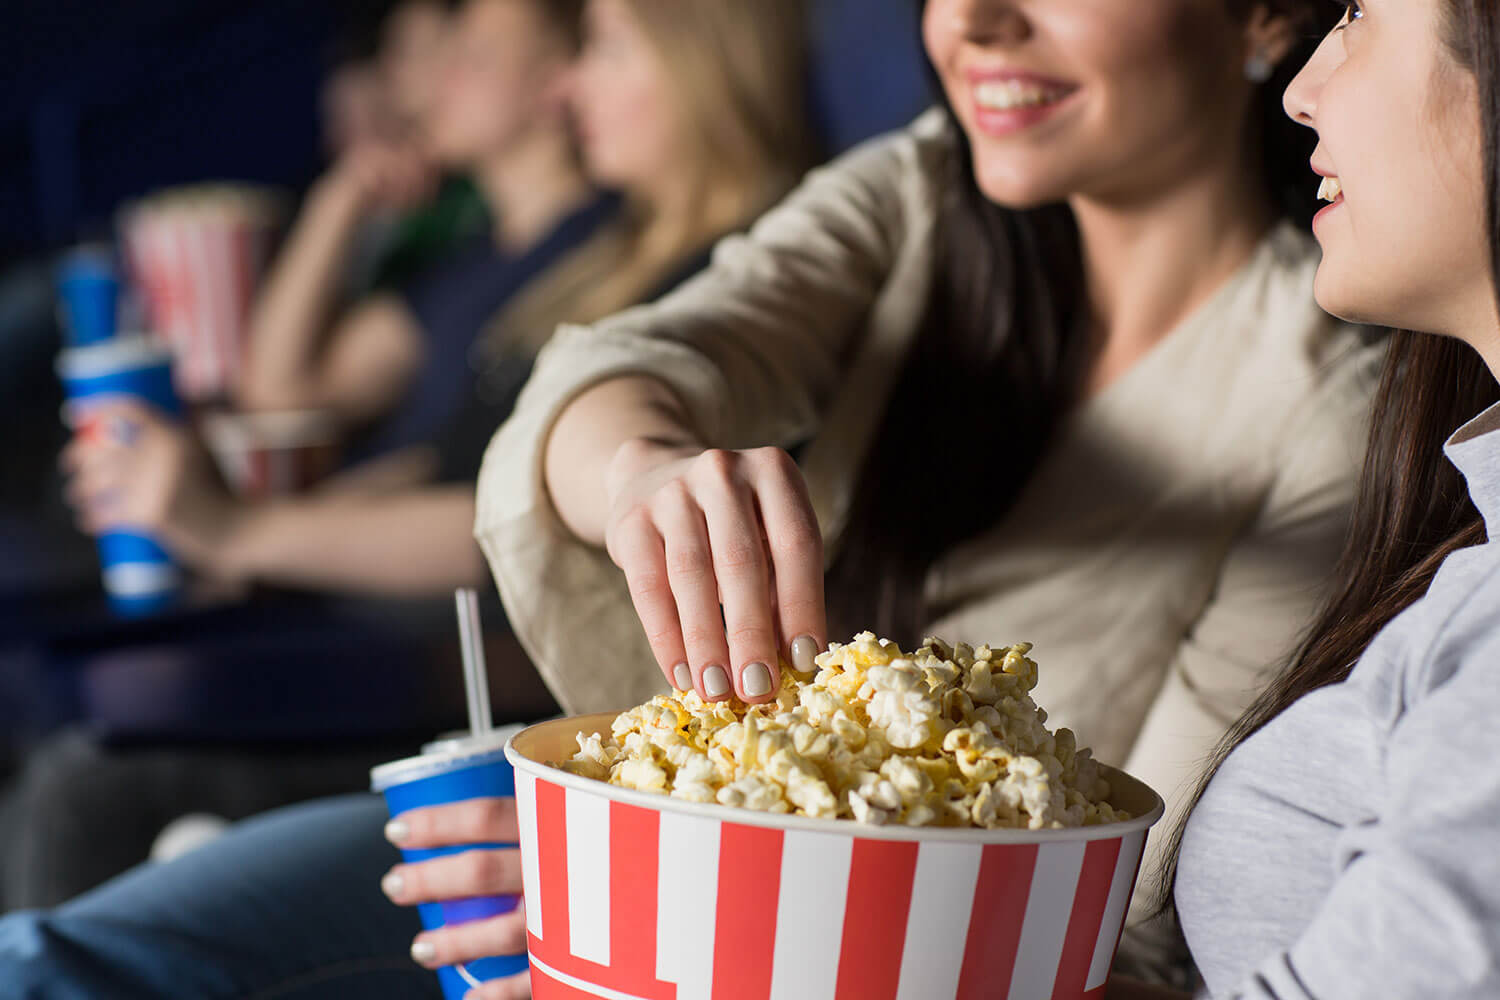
[64, 400, 485, 596]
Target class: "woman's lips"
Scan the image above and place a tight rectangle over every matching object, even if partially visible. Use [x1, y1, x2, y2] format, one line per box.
[969, 77, 1079, 138]
[1313, 176, 1345, 228]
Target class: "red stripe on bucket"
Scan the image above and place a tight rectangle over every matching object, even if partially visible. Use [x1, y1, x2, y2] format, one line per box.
[610, 801, 666, 996]
[1051, 839, 1122, 999]
[531, 780, 571, 970]
[711, 822, 785, 999]
[834, 840, 919, 1000]
[956, 843, 1038, 999]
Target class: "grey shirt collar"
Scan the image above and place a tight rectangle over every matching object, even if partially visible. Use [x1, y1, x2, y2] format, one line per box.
[1445, 399, 1500, 534]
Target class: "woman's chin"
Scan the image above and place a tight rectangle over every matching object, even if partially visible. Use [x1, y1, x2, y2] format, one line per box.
[970, 162, 1071, 211]
[1312, 270, 1380, 329]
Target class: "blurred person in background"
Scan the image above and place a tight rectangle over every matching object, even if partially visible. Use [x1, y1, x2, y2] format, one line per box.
[2, 0, 596, 916]
[316, 0, 492, 299]
[61, 0, 615, 599]
[0, 0, 814, 996]
[323, 0, 494, 295]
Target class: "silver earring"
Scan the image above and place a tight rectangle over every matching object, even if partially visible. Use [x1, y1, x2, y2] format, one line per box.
[1245, 53, 1275, 84]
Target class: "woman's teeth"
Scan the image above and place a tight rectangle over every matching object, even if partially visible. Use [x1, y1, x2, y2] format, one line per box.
[1317, 176, 1343, 202]
[974, 80, 1070, 111]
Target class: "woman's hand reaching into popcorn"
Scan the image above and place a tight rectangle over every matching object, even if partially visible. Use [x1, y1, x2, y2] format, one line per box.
[601, 437, 827, 705]
[543, 375, 829, 706]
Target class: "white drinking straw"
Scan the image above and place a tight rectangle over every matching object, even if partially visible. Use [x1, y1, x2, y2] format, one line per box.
[455, 588, 493, 737]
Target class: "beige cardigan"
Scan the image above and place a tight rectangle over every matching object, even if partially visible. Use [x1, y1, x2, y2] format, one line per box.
[475, 110, 1383, 904]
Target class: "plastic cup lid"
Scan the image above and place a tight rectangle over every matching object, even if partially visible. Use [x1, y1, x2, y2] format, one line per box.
[102, 562, 181, 598]
[370, 724, 529, 791]
[56, 335, 172, 379]
[58, 245, 115, 279]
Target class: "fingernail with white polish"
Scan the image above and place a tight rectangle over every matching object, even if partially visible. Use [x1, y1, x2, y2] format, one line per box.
[381, 871, 405, 899]
[384, 819, 410, 844]
[742, 662, 773, 698]
[791, 635, 819, 675]
[702, 664, 731, 698]
[672, 662, 692, 691]
[410, 939, 436, 965]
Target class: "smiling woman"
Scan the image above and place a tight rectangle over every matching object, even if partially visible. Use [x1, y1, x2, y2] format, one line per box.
[485, 0, 1376, 985]
[1158, 0, 1500, 995]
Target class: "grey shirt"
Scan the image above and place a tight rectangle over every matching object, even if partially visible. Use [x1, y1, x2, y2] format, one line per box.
[1176, 401, 1500, 998]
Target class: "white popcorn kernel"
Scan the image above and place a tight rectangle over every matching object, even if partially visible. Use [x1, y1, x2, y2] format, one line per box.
[616, 757, 669, 793]
[717, 775, 786, 813]
[786, 768, 840, 817]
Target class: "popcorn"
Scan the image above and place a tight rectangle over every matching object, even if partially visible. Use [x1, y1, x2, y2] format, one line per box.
[558, 633, 1128, 830]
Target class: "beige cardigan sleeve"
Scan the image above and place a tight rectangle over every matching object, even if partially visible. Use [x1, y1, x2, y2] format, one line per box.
[474, 115, 941, 713]
[1124, 337, 1383, 921]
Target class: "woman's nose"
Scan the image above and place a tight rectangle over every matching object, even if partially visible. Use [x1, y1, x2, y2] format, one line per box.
[1283, 31, 1339, 128]
[948, 0, 1032, 48]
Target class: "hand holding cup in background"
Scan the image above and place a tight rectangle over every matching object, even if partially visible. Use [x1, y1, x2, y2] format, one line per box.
[60, 397, 239, 583]
[56, 336, 185, 611]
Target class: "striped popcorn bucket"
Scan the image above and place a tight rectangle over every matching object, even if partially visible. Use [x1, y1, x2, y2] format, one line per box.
[199, 409, 340, 498]
[119, 185, 282, 403]
[506, 714, 1164, 1000]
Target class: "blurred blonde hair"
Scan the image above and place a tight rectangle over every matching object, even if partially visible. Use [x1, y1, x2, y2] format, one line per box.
[480, 0, 815, 358]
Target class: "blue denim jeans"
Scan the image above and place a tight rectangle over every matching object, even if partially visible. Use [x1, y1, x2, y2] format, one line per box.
[0, 794, 441, 999]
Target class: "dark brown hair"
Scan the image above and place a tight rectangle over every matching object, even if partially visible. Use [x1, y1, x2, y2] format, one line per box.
[828, 1, 1334, 643]
[1155, 0, 1500, 911]
[537, 0, 587, 49]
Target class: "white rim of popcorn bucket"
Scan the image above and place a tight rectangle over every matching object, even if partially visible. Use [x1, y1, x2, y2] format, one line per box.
[504, 713, 1163, 844]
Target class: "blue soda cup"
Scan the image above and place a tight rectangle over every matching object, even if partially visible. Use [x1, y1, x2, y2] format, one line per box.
[56, 246, 120, 346]
[56, 335, 183, 613]
[371, 726, 531, 999]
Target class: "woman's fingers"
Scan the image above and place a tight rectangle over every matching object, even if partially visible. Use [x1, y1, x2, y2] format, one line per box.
[610, 511, 692, 692]
[382, 847, 523, 904]
[410, 905, 528, 970]
[66, 450, 132, 528]
[658, 480, 735, 700]
[748, 448, 827, 676]
[694, 451, 779, 703]
[384, 798, 519, 849]
[605, 446, 823, 702]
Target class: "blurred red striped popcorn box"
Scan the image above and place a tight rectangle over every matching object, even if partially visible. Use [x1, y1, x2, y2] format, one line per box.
[120, 185, 283, 404]
[200, 409, 339, 498]
[507, 715, 1162, 1000]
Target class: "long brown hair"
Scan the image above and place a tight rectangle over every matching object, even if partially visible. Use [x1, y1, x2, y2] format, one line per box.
[1157, 0, 1500, 911]
[828, 1, 1334, 643]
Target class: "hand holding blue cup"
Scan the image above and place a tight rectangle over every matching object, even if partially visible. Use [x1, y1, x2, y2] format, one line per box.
[56, 335, 183, 613]
[372, 728, 532, 999]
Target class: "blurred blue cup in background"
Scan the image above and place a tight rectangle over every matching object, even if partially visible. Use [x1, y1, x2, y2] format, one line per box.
[56, 334, 183, 613]
[56, 245, 121, 346]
